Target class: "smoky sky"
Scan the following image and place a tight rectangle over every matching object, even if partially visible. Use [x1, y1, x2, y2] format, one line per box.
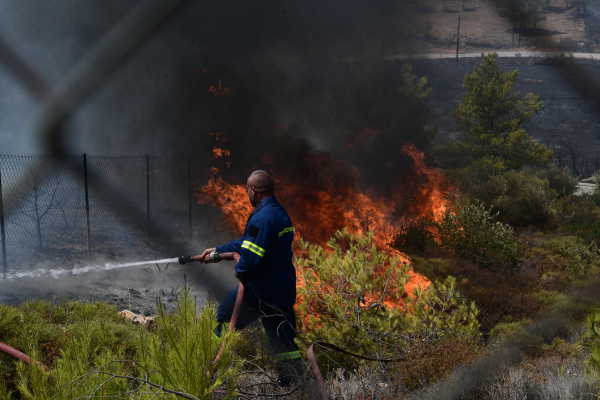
[0, 0, 425, 184]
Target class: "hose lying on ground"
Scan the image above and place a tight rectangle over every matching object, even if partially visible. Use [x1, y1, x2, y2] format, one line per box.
[0, 342, 48, 370]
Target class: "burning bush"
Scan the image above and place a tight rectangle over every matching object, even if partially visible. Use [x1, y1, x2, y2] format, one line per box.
[295, 229, 411, 359]
[438, 201, 521, 269]
[294, 229, 479, 370]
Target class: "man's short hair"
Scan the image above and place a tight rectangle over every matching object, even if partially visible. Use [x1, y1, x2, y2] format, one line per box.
[248, 170, 275, 193]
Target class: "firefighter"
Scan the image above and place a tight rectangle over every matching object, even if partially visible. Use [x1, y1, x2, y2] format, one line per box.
[198, 170, 302, 387]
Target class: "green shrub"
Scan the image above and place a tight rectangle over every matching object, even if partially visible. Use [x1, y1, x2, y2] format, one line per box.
[0, 300, 145, 382]
[437, 201, 521, 268]
[532, 286, 567, 306]
[410, 276, 480, 339]
[1, 290, 242, 400]
[488, 318, 544, 347]
[488, 318, 532, 339]
[294, 229, 480, 369]
[475, 170, 557, 227]
[556, 241, 600, 277]
[550, 337, 583, 359]
[543, 236, 582, 254]
[554, 195, 600, 230]
[409, 256, 450, 282]
[295, 229, 413, 360]
[543, 235, 600, 277]
[138, 291, 241, 399]
[537, 160, 578, 197]
[587, 313, 600, 373]
[389, 215, 436, 254]
[445, 155, 507, 194]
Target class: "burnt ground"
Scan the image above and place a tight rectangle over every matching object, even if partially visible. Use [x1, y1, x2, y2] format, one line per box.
[418, 0, 588, 53]
[0, 257, 240, 314]
[0, 203, 242, 312]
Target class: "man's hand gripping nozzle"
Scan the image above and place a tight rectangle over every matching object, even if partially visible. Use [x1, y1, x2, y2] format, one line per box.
[178, 251, 240, 264]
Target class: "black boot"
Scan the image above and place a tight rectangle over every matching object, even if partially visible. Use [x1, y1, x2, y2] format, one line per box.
[276, 358, 304, 387]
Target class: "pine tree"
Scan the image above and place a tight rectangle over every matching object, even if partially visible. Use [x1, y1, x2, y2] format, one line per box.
[437, 53, 552, 173]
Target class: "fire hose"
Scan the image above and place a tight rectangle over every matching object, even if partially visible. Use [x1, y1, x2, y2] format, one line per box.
[0, 342, 48, 370]
[0, 250, 385, 400]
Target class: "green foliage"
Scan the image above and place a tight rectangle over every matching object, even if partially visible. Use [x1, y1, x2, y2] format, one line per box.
[587, 313, 600, 373]
[438, 201, 521, 268]
[451, 53, 548, 163]
[489, 318, 532, 339]
[444, 155, 508, 193]
[436, 53, 552, 185]
[295, 229, 480, 367]
[556, 241, 600, 277]
[0, 300, 145, 381]
[550, 337, 583, 359]
[556, 195, 600, 233]
[137, 290, 241, 399]
[541, 235, 600, 277]
[543, 236, 583, 255]
[0, 291, 242, 400]
[389, 216, 436, 254]
[409, 256, 450, 283]
[295, 229, 413, 358]
[532, 286, 568, 306]
[473, 169, 557, 227]
[13, 334, 134, 400]
[537, 161, 578, 198]
[411, 276, 480, 339]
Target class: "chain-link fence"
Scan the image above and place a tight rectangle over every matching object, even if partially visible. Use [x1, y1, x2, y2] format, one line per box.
[0, 154, 193, 270]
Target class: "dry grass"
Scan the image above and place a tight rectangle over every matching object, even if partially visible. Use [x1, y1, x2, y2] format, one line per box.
[480, 356, 599, 400]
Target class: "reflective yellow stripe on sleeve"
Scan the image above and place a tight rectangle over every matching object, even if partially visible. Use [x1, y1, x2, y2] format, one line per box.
[278, 226, 295, 237]
[242, 240, 265, 257]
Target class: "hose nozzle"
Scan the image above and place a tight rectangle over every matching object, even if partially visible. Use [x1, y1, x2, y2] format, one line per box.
[178, 251, 221, 264]
[178, 255, 195, 264]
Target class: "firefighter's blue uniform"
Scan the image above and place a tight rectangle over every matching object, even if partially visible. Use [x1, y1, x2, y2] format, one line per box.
[215, 195, 301, 380]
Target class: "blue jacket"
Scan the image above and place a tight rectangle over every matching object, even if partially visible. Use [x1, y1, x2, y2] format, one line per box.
[216, 196, 296, 308]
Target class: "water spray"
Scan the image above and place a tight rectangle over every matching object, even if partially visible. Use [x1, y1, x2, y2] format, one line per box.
[1, 257, 179, 282]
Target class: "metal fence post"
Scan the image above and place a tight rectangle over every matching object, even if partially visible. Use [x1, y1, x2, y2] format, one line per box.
[0, 160, 7, 278]
[188, 158, 192, 239]
[83, 153, 91, 259]
[146, 154, 150, 242]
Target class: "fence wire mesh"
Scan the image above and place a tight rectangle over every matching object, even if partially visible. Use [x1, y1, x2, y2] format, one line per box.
[0, 154, 192, 267]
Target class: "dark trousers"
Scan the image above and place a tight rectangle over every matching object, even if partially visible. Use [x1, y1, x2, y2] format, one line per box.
[216, 286, 299, 355]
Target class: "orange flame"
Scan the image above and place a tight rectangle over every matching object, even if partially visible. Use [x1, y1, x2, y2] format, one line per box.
[213, 147, 231, 158]
[400, 143, 455, 219]
[194, 143, 457, 298]
[208, 81, 232, 97]
[210, 132, 227, 143]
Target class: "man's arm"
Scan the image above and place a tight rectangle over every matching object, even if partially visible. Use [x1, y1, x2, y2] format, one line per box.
[233, 221, 272, 279]
[198, 238, 243, 263]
